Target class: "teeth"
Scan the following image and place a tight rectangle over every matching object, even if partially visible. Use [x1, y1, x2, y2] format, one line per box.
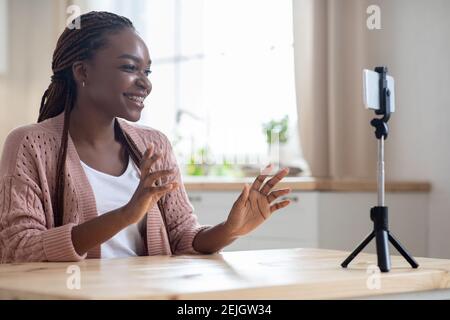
[125, 95, 145, 103]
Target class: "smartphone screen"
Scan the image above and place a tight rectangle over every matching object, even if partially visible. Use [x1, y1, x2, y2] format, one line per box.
[363, 69, 396, 112]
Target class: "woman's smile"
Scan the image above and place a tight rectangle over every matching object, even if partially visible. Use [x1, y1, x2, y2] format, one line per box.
[123, 92, 147, 109]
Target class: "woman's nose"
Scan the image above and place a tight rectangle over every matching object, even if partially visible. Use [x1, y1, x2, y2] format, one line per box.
[135, 75, 152, 93]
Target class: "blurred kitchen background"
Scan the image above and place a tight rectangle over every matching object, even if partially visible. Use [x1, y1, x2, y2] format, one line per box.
[1, 0, 449, 258]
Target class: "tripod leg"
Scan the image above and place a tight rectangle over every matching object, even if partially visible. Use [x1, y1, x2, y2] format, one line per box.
[375, 230, 391, 272]
[341, 231, 375, 268]
[388, 233, 419, 269]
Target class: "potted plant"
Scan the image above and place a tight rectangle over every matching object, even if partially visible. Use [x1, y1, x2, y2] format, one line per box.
[262, 115, 291, 170]
[263, 115, 289, 145]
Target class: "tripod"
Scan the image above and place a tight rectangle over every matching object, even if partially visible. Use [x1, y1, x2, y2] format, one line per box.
[341, 67, 419, 272]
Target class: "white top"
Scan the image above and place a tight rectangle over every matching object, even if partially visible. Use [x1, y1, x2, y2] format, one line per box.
[80, 156, 146, 259]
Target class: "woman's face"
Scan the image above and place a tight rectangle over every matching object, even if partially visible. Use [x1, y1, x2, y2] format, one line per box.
[81, 27, 152, 122]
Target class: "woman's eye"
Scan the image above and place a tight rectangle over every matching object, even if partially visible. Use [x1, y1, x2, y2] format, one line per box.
[122, 65, 151, 76]
[122, 64, 137, 71]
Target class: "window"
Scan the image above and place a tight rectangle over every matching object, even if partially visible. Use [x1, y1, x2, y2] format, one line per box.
[85, 0, 299, 175]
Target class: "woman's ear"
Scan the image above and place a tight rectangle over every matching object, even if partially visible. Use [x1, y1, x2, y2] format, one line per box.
[72, 61, 88, 87]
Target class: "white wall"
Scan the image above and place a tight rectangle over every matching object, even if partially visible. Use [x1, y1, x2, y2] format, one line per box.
[0, 0, 7, 74]
[0, 0, 63, 151]
[374, 0, 450, 258]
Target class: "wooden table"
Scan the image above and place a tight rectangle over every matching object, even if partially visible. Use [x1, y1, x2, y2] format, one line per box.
[1, 248, 449, 299]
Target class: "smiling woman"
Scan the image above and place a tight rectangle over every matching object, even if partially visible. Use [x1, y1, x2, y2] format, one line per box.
[0, 11, 292, 263]
[70, 29, 152, 124]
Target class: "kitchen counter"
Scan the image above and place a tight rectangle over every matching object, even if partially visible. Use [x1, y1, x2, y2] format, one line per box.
[183, 177, 431, 192]
[0, 248, 449, 299]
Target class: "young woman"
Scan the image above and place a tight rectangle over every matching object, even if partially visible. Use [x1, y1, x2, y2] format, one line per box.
[0, 11, 292, 263]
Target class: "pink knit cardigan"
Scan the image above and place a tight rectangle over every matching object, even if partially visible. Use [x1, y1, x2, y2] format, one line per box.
[0, 112, 210, 263]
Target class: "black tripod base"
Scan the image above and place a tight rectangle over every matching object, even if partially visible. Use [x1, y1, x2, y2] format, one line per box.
[341, 206, 419, 272]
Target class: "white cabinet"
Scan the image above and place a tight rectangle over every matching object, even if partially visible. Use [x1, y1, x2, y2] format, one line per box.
[188, 191, 318, 251]
[318, 192, 428, 257]
[188, 191, 429, 257]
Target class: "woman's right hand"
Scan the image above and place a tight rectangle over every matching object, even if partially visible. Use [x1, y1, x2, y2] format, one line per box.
[122, 144, 179, 225]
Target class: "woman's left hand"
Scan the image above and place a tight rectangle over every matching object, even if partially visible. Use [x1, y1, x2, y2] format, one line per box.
[224, 165, 292, 238]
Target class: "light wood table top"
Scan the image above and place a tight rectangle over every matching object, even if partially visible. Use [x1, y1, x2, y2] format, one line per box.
[183, 177, 431, 193]
[0, 248, 449, 300]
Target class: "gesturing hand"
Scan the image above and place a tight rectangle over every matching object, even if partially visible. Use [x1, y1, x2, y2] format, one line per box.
[123, 144, 179, 225]
[224, 165, 292, 238]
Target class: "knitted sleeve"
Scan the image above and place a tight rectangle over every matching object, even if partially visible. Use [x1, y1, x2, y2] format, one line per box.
[151, 132, 211, 255]
[0, 129, 86, 263]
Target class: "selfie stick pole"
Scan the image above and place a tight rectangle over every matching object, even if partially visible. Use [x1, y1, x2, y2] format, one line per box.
[340, 66, 419, 272]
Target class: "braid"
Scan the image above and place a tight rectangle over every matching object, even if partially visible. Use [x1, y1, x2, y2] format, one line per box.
[38, 11, 140, 227]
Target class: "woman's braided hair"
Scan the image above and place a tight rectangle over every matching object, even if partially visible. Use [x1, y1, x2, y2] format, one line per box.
[38, 11, 142, 227]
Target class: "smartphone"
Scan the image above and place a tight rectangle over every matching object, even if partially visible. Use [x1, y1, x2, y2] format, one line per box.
[363, 69, 396, 112]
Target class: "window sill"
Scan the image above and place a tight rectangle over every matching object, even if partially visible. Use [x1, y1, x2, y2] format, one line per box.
[183, 177, 431, 192]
